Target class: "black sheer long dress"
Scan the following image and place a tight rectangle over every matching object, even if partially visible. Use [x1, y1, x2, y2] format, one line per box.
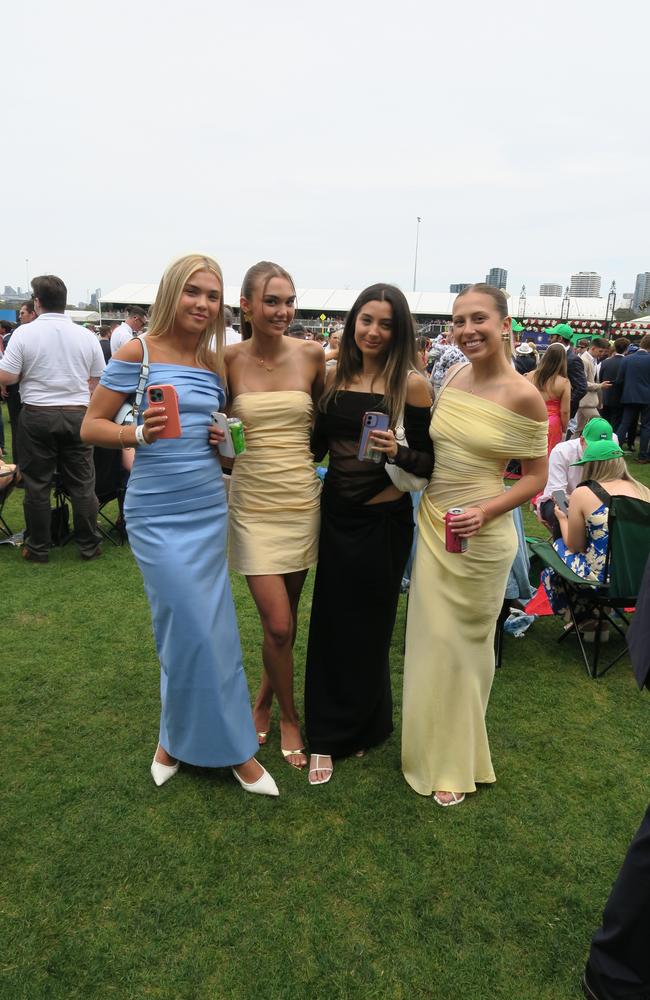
[305, 390, 434, 758]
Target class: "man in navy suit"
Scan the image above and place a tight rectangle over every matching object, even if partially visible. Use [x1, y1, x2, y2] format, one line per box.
[600, 338, 630, 434]
[548, 324, 588, 418]
[616, 335, 650, 463]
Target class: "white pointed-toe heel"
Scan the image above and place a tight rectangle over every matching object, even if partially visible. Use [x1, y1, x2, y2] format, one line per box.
[232, 762, 279, 797]
[151, 756, 180, 787]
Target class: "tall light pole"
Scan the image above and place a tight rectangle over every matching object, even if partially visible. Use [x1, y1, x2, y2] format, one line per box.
[561, 285, 571, 322]
[605, 280, 616, 332]
[413, 216, 422, 292]
[518, 284, 527, 324]
[25, 258, 30, 292]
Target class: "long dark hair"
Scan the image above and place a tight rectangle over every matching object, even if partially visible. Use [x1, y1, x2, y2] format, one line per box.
[531, 342, 567, 393]
[320, 283, 418, 425]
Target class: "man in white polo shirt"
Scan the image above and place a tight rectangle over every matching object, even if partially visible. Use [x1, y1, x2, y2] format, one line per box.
[110, 305, 147, 354]
[0, 274, 106, 562]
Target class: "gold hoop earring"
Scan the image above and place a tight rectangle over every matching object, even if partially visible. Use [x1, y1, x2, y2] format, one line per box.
[244, 312, 252, 322]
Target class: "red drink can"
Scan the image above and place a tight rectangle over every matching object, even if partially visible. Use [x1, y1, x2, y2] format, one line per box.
[445, 507, 468, 553]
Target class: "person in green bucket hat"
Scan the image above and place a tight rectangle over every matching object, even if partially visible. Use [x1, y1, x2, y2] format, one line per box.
[540, 435, 650, 638]
[547, 323, 588, 418]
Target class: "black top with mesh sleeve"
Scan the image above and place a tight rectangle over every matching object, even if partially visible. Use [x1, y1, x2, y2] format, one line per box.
[311, 390, 435, 506]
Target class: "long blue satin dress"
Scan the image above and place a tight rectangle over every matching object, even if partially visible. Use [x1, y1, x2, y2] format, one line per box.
[100, 360, 259, 767]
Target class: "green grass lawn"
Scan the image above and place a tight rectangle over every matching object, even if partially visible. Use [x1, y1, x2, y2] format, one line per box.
[1, 425, 649, 1000]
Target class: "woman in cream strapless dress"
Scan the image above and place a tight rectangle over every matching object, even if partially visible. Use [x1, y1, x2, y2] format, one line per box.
[220, 262, 325, 772]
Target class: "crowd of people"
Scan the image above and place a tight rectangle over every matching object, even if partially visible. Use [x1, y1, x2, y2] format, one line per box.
[2, 259, 650, 998]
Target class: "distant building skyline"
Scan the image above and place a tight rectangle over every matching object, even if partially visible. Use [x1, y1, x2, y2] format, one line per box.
[570, 271, 601, 297]
[633, 272, 650, 311]
[539, 283, 563, 297]
[449, 283, 470, 293]
[486, 267, 507, 289]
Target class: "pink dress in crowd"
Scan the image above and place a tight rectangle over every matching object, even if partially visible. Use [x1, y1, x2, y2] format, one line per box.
[545, 397, 563, 454]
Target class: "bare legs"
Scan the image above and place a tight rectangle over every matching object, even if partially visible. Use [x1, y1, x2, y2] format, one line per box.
[247, 570, 308, 767]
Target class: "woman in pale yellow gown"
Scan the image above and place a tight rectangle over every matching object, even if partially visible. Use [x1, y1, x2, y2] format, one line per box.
[401, 284, 548, 806]
[221, 262, 325, 771]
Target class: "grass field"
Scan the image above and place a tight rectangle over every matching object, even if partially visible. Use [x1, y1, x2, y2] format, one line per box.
[1, 425, 649, 1000]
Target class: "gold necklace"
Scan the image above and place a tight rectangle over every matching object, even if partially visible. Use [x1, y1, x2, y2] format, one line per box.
[254, 356, 274, 374]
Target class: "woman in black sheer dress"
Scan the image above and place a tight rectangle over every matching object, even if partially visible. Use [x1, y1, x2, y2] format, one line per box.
[305, 284, 434, 785]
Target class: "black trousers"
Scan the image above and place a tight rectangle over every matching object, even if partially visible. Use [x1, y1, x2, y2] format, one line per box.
[587, 804, 650, 999]
[617, 406, 642, 451]
[18, 405, 100, 558]
[539, 498, 562, 540]
[6, 386, 22, 465]
[600, 404, 623, 435]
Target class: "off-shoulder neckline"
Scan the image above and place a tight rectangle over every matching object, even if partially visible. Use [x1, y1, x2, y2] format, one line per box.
[444, 385, 547, 426]
[108, 360, 220, 375]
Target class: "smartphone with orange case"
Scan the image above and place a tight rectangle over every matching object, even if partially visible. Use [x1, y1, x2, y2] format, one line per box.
[146, 384, 182, 438]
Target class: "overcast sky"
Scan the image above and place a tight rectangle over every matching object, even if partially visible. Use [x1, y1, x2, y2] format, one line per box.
[3, 0, 649, 305]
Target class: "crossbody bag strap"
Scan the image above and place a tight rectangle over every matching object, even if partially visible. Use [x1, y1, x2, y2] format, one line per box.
[581, 479, 612, 508]
[132, 336, 150, 419]
[432, 361, 470, 413]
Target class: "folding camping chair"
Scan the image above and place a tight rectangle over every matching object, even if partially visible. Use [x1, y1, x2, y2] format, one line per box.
[0, 466, 16, 538]
[93, 447, 127, 545]
[527, 496, 650, 678]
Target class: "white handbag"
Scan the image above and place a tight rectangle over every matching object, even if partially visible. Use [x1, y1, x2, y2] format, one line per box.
[113, 337, 150, 426]
[384, 419, 431, 493]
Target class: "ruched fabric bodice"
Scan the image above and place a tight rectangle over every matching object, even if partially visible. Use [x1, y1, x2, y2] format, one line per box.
[229, 391, 321, 515]
[421, 385, 548, 545]
[100, 360, 227, 518]
[228, 390, 321, 574]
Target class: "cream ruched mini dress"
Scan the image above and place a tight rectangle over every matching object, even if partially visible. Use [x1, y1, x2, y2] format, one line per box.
[228, 391, 321, 576]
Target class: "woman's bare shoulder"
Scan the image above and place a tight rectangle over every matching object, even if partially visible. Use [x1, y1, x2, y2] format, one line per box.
[507, 373, 548, 420]
[225, 341, 247, 363]
[406, 371, 433, 406]
[113, 338, 147, 363]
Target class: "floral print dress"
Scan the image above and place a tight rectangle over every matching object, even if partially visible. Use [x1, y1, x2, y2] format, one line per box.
[541, 500, 609, 614]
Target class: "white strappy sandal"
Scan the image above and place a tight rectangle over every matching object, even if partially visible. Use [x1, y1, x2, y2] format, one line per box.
[308, 754, 333, 786]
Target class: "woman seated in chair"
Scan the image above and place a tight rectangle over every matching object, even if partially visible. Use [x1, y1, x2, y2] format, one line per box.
[541, 439, 650, 630]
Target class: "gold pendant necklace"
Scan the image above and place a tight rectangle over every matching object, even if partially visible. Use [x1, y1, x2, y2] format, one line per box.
[255, 356, 274, 374]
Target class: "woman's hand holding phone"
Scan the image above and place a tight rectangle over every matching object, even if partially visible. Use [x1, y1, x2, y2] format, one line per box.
[368, 428, 398, 459]
[208, 423, 226, 449]
[144, 385, 182, 440]
[140, 405, 169, 444]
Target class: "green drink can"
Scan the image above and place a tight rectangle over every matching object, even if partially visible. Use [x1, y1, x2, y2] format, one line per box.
[227, 418, 246, 455]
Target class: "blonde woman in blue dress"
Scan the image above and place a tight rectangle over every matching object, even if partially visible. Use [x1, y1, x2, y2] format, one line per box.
[82, 254, 278, 797]
[222, 262, 325, 771]
[401, 284, 549, 807]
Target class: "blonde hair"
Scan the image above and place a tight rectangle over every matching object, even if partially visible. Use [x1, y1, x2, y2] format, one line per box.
[581, 459, 650, 501]
[146, 254, 225, 374]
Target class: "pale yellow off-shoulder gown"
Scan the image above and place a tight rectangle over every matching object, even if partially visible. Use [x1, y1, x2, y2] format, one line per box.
[228, 391, 321, 576]
[401, 383, 548, 796]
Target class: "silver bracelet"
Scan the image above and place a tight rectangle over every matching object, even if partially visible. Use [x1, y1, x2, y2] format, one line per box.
[134, 424, 152, 447]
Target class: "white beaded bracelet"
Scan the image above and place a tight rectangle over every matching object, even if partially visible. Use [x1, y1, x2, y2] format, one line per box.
[135, 424, 152, 447]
